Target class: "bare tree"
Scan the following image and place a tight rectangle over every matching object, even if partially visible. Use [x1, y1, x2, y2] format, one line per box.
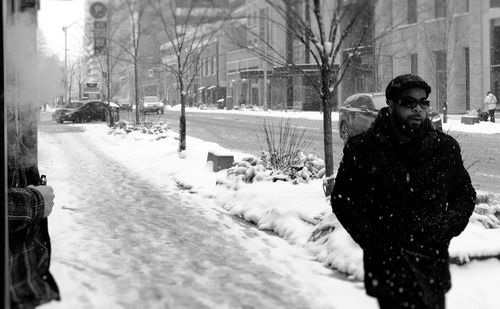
[421, 0, 463, 121]
[149, 0, 228, 152]
[228, 0, 377, 195]
[83, 18, 127, 125]
[73, 56, 86, 100]
[67, 62, 77, 101]
[108, 0, 151, 124]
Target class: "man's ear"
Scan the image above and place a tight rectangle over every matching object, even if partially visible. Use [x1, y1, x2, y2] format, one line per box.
[387, 100, 394, 113]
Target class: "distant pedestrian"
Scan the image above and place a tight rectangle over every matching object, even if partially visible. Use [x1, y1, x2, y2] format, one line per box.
[331, 74, 476, 309]
[483, 91, 497, 123]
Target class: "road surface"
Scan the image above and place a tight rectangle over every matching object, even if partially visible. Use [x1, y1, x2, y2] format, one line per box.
[149, 109, 500, 193]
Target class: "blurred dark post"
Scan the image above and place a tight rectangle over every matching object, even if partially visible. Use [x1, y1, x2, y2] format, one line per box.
[442, 101, 448, 123]
[5, 0, 46, 306]
[1, 0, 10, 307]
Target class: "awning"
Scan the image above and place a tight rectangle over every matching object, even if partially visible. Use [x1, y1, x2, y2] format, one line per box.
[207, 85, 216, 89]
[272, 64, 322, 77]
[197, 86, 205, 91]
[240, 69, 273, 79]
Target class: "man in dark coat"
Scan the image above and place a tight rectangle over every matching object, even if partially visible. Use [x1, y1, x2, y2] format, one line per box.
[331, 74, 476, 309]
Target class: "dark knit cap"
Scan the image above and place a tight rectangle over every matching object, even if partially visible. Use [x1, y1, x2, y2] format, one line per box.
[385, 74, 431, 101]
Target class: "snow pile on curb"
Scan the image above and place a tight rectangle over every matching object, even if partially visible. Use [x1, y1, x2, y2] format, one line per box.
[108, 120, 170, 138]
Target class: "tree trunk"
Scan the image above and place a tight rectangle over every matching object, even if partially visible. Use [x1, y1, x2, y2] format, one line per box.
[321, 68, 335, 196]
[134, 61, 139, 124]
[107, 53, 114, 127]
[179, 78, 186, 152]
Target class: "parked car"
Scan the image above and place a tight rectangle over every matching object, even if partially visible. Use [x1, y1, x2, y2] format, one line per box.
[51, 101, 85, 123]
[54, 100, 108, 123]
[141, 96, 164, 114]
[117, 98, 132, 111]
[338, 92, 443, 141]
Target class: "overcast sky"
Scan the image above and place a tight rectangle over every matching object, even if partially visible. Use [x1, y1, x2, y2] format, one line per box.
[38, 0, 85, 62]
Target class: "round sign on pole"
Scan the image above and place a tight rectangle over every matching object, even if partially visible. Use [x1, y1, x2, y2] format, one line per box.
[90, 2, 107, 19]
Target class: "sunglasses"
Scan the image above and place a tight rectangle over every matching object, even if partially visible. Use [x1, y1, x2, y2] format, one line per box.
[397, 95, 430, 109]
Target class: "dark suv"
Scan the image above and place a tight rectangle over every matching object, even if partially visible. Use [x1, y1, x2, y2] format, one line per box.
[338, 92, 442, 141]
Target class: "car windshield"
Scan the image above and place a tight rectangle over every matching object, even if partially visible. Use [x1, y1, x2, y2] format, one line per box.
[371, 95, 387, 111]
[144, 96, 159, 102]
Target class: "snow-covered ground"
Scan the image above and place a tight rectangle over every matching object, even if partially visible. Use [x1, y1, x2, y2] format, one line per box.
[39, 109, 500, 308]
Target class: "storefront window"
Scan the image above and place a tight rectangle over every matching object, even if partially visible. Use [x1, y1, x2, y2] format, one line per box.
[491, 18, 500, 66]
[491, 18, 500, 98]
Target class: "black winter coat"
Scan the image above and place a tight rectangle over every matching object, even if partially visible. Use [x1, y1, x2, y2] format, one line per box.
[331, 108, 476, 304]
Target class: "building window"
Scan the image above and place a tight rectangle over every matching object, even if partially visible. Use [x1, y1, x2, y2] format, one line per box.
[205, 58, 209, 76]
[410, 53, 418, 74]
[491, 0, 500, 8]
[492, 18, 500, 65]
[434, 50, 447, 111]
[464, 47, 470, 110]
[259, 8, 266, 39]
[465, 0, 469, 12]
[265, 8, 271, 42]
[408, 0, 417, 24]
[435, 0, 446, 18]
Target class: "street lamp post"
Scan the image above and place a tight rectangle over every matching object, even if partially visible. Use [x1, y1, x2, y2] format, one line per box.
[62, 21, 79, 104]
[63, 25, 68, 103]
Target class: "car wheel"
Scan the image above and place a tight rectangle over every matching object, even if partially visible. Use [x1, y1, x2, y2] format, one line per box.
[58, 119, 64, 124]
[74, 116, 82, 123]
[160, 109, 164, 115]
[340, 122, 349, 141]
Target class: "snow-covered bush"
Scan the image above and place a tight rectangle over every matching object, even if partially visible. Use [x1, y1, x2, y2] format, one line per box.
[226, 118, 325, 184]
[108, 120, 169, 136]
[468, 192, 500, 229]
[257, 118, 313, 173]
[226, 152, 325, 184]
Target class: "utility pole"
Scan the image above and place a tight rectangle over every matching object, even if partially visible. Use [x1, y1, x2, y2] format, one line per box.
[63, 26, 68, 104]
[62, 21, 79, 104]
